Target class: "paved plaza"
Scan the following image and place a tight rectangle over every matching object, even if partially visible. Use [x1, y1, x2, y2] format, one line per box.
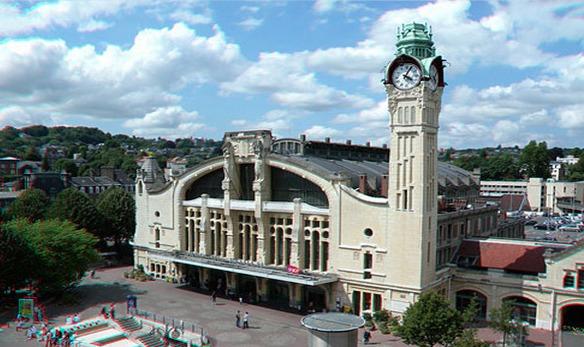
[0, 266, 564, 347]
[0, 266, 407, 347]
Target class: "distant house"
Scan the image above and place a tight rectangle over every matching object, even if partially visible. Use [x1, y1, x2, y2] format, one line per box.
[70, 166, 135, 196]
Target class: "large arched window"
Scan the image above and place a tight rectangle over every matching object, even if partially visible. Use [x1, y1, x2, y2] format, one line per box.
[455, 290, 487, 320]
[270, 167, 328, 207]
[185, 169, 224, 199]
[503, 296, 537, 326]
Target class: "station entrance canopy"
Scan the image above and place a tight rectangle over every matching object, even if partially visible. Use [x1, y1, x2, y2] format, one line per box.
[138, 246, 338, 286]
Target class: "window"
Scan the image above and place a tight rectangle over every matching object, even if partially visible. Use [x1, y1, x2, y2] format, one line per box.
[154, 211, 160, 217]
[504, 296, 537, 326]
[455, 290, 487, 320]
[364, 252, 373, 269]
[364, 228, 373, 237]
[564, 273, 575, 288]
[578, 270, 584, 289]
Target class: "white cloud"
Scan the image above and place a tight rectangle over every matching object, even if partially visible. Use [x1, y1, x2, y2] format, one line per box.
[303, 125, 341, 139]
[169, 10, 213, 25]
[240, 6, 260, 13]
[77, 19, 113, 33]
[557, 105, 584, 129]
[313, 0, 339, 13]
[0, 23, 245, 137]
[124, 106, 204, 138]
[238, 17, 264, 31]
[519, 110, 550, 126]
[491, 120, 521, 145]
[0, 0, 150, 36]
[222, 52, 373, 111]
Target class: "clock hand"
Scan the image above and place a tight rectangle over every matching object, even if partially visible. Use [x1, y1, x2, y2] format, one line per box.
[403, 74, 412, 81]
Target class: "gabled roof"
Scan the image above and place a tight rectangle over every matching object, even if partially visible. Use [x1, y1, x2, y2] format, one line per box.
[456, 239, 570, 275]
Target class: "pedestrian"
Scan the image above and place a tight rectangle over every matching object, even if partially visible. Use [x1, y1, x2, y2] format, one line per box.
[243, 312, 249, 329]
[239, 296, 243, 305]
[211, 291, 217, 304]
[109, 303, 116, 320]
[73, 313, 80, 323]
[90, 269, 96, 278]
[363, 329, 371, 344]
[235, 310, 241, 328]
[101, 306, 108, 319]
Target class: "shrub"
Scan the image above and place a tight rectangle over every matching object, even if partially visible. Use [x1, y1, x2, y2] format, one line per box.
[373, 309, 390, 323]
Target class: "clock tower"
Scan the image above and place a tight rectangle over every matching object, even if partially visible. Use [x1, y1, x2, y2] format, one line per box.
[384, 23, 445, 290]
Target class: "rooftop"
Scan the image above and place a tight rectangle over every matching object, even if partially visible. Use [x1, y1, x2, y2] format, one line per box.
[301, 312, 365, 332]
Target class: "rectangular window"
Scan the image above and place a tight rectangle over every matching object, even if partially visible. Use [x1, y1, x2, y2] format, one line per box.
[364, 253, 373, 269]
[578, 270, 584, 289]
[564, 274, 575, 288]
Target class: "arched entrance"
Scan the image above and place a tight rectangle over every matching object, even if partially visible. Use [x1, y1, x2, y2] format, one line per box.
[561, 304, 584, 330]
[455, 290, 487, 320]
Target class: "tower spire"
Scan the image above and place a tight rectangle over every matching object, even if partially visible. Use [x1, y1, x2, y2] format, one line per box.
[395, 22, 435, 59]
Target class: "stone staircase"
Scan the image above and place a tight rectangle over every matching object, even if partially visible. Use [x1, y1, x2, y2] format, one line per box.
[116, 316, 142, 332]
[137, 331, 165, 347]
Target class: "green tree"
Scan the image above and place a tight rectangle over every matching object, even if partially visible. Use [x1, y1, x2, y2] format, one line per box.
[24, 145, 41, 161]
[54, 158, 79, 176]
[41, 152, 50, 171]
[21, 125, 49, 137]
[488, 301, 520, 347]
[520, 141, 550, 178]
[3, 219, 99, 294]
[0, 223, 37, 295]
[394, 292, 464, 347]
[6, 188, 50, 221]
[481, 154, 520, 180]
[50, 188, 103, 237]
[96, 187, 136, 245]
[453, 329, 489, 347]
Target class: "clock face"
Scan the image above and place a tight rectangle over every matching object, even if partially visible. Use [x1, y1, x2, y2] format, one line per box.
[429, 64, 439, 90]
[391, 63, 421, 90]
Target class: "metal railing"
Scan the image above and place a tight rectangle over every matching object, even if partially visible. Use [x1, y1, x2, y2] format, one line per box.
[134, 309, 211, 346]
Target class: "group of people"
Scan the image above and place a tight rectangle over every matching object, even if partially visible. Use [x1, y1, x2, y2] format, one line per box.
[100, 303, 116, 320]
[235, 310, 250, 329]
[15, 313, 80, 347]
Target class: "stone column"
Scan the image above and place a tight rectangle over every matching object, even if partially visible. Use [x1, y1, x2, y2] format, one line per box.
[291, 198, 302, 267]
[199, 194, 210, 254]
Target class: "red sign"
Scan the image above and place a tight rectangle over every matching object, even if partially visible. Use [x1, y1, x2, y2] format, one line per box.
[287, 265, 301, 275]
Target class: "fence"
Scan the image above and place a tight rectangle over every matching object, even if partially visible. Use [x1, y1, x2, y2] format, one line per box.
[134, 309, 211, 346]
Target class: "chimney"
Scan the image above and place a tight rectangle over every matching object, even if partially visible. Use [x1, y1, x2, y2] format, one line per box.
[299, 134, 306, 142]
[366, 141, 371, 147]
[382, 144, 388, 149]
[381, 174, 389, 198]
[346, 140, 352, 145]
[325, 137, 331, 143]
[359, 174, 368, 194]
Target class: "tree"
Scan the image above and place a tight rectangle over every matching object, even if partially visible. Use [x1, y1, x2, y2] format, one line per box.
[0, 224, 37, 295]
[24, 145, 41, 161]
[41, 152, 50, 171]
[96, 187, 136, 245]
[488, 301, 520, 347]
[394, 292, 464, 347]
[453, 329, 489, 347]
[3, 219, 99, 294]
[54, 158, 79, 176]
[481, 154, 520, 180]
[520, 141, 550, 178]
[21, 125, 49, 137]
[50, 188, 103, 237]
[5, 188, 50, 221]
[548, 147, 564, 161]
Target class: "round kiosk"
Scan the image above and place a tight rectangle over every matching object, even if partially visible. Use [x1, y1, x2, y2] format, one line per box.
[301, 312, 365, 347]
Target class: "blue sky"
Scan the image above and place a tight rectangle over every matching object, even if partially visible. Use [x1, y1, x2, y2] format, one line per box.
[0, 0, 583, 149]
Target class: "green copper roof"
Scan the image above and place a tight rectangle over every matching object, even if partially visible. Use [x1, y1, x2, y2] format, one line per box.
[396, 22, 436, 60]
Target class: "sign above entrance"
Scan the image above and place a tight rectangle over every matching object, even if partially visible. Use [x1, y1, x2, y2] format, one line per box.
[287, 264, 301, 275]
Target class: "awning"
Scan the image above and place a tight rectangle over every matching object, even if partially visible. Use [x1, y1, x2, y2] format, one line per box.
[137, 246, 338, 286]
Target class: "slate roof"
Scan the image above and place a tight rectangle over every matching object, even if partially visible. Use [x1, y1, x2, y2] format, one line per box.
[71, 176, 119, 187]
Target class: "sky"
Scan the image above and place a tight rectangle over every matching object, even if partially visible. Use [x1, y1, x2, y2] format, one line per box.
[0, 0, 583, 149]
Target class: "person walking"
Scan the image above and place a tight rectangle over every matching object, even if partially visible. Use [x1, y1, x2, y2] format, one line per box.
[235, 310, 241, 328]
[243, 312, 249, 329]
[109, 303, 116, 320]
[363, 329, 371, 344]
[211, 291, 217, 304]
